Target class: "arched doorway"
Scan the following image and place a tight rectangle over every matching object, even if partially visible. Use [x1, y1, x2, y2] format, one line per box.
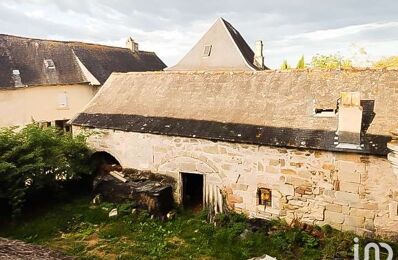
[91, 151, 122, 175]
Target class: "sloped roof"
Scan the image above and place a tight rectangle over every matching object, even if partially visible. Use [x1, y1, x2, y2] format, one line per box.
[0, 34, 166, 88]
[167, 18, 267, 71]
[72, 70, 398, 155]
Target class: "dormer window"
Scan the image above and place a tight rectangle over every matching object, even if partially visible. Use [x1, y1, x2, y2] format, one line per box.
[44, 59, 55, 70]
[203, 45, 212, 57]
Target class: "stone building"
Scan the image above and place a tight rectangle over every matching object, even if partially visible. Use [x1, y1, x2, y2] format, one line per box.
[0, 34, 165, 128]
[71, 19, 398, 237]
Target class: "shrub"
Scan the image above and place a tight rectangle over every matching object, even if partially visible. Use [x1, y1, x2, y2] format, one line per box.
[373, 56, 398, 68]
[0, 124, 93, 217]
[311, 54, 352, 69]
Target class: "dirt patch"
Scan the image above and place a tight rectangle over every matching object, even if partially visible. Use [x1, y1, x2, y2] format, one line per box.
[0, 237, 73, 260]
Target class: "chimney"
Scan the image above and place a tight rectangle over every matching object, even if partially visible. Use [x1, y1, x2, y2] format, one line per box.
[126, 37, 139, 53]
[12, 69, 23, 87]
[253, 40, 264, 69]
[336, 92, 363, 148]
[388, 130, 398, 178]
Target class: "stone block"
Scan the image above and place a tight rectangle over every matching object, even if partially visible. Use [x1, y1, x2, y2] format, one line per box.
[281, 169, 296, 175]
[337, 161, 362, 183]
[269, 159, 280, 166]
[339, 182, 360, 193]
[364, 218, 375, 231]
[325, 210, 345, 224]
[231, 183, 249, 191]
[284, 176, 312, 187]
[202, 146, 218, 154]
[344, 215, 365, 228]
[289, 199, 307, 207]
[279, 184, 294, 196]
[295, 186, 312, 195]
[335, 191, 359, 203]
[310, 206, 325, 221]
[350, 208, 375, 219]
[325, 204, 342, 213]
[266, 166, 279, 174]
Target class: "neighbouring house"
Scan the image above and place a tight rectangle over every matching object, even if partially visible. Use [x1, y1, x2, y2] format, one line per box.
[167, 18, 268, 71]
[0, 34, 166, 128]
[71, 18, 398, 237]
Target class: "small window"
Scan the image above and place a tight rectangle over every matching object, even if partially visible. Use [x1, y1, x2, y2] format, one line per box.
[258, 188, 272, 207]
[203, 45, 212, 57]
[12, 69, 20, 75]
[57, 92, 68, 109]
[55, 120, 71, 133]
[44, 59, 56, 69]
[314, 108, 336, 117]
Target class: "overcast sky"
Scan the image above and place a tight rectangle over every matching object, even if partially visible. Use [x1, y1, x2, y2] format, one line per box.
[1, 0, 397, 68]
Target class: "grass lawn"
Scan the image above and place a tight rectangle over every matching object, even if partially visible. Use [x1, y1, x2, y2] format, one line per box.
[0, 196, 397, 259]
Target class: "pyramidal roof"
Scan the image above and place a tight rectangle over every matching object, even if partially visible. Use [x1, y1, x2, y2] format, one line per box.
[167, 18, 267, 71]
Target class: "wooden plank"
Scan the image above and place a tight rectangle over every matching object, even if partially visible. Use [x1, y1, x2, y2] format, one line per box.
[109, 171, 127, 183]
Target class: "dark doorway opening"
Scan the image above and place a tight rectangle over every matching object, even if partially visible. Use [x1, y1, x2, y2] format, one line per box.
[181, 173, 203, 211]
[91, 151, 121, 175]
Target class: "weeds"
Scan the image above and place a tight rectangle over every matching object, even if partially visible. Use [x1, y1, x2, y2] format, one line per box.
[0, 197, 397, 259]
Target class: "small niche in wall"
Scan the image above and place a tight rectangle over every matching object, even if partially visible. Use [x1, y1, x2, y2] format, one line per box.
[257, 188, 272, 207]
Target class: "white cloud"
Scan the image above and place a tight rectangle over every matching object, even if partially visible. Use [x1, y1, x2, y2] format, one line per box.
[1, 0, 398, 68]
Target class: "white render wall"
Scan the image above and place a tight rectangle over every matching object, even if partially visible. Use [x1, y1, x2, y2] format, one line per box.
[75, 127, 398, 237]
[0, 84, 97, 127]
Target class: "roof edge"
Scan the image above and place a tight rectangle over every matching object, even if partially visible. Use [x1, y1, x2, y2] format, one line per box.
[71, 113, 391, 156]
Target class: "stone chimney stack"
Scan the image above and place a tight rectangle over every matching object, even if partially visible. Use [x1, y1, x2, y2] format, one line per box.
[126, 37, 139, 53]
[336, 92, 363, 148]
[253, 40, 264, 70]
[388, 130, 398, 178]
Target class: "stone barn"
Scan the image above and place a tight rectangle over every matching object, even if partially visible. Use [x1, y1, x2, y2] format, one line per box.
[71, 69, 398, 237]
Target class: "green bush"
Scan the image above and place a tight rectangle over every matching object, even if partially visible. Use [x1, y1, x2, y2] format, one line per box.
[310, 54, 352, 69]
[0, 124, 93, 217]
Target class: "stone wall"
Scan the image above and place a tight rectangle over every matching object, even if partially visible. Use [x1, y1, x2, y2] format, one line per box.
[75, 126, 398, 238]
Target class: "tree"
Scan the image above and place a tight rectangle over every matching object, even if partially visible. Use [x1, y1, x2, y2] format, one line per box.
[296, 55, 305, 69]
[0, 124, 93, 217]
[280, 60, 291, 70]
[310, 54, 352, 69]
[373, 56, 398, 68]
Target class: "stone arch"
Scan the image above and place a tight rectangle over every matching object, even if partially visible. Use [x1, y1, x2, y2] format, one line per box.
[157, 155, 224, 179]
[91, 150, 123, 174]
[157, 155, 226, 212]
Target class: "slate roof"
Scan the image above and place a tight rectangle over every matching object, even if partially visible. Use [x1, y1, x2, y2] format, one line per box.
[222, 19, 268, 70]
[71, 70, 398, 155]
[0, 34, 166, 88]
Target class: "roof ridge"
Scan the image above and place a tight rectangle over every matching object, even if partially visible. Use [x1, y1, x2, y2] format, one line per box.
[0, 33, 143, 52]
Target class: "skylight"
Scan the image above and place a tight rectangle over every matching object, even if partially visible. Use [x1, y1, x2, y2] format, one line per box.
[203, 45, 212, 57]
[44, 59, 56, 69]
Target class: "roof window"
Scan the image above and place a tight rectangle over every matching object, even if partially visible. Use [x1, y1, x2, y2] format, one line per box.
[44, 59, 56, 69]
[203, 45, 212, 57]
